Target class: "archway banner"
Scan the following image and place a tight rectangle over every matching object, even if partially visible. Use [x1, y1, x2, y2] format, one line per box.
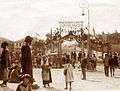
[59, 21, 84, 30]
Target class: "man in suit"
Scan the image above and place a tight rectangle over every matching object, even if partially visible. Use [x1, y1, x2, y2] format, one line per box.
[21, 36, 33, 83]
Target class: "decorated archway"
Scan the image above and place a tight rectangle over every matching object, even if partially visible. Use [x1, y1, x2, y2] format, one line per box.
[51, 30, 88, 54]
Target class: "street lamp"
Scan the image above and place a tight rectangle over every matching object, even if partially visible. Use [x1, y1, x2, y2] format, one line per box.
[79, 0, 91, 56]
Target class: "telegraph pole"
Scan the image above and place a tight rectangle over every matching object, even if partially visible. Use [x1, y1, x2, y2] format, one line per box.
[79, 0, 91, 56]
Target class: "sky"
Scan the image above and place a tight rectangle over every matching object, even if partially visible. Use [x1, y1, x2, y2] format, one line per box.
[0, 0, 120, 41]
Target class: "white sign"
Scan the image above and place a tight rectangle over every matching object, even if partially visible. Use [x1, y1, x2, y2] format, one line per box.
[59, 21, 84, 29]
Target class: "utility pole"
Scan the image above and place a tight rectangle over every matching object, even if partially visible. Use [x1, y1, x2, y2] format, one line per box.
[50, 27, 54, 53]
[79, 0, 91, 57]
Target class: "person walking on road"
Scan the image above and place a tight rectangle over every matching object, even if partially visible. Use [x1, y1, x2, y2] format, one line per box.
[109, 54, 115, 77]
[103, 54, 109, 77]
[113, 52, 118, 69]
[64, 55, 74, 90]
[81, 54, 87, 80]
[92, 54, 97, 70]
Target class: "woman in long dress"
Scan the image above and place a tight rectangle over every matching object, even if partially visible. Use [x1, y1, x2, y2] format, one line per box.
[64, 55, 74, 90]
[0, 41, 10, 87]
[42, 56, 52, 88]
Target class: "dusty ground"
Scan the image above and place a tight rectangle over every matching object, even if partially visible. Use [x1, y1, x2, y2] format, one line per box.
[1, 65, 120, 91]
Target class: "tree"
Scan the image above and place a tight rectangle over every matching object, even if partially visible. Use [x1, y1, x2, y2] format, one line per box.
[46, 33, 52, 40]
[46, 33, 52, 44]
[32, 39, 45, 56]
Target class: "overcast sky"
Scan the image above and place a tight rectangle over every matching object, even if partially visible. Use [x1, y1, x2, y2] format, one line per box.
[0, 0, 120, 41]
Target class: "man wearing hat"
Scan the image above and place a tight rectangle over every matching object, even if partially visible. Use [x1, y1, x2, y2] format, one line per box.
[21, 36, 33, 83]
[0, 41, 10, 87]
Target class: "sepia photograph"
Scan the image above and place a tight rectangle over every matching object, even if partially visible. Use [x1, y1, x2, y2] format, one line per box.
[0, 0, 120, 91]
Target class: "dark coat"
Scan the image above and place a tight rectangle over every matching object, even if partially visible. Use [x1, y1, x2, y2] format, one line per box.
[0, 63, 2, 80]
[78, 53, 82, 59]
[1, 49, 10, 68]
[1, 49, 10, 80]
[21, 44, 33, 77]
[114, 56, 118, 66]
[109, 57, 115, 67]
[81, 58, 87, 68]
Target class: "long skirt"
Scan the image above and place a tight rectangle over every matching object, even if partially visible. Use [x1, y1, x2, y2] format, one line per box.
[2, 68, 8, 81]
[42, 69, 52, 84]
[0, 64, 2, 80]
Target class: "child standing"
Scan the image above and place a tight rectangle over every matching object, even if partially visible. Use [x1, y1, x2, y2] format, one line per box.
[64, 55, 74, 90]
[42, 57, 52, 88]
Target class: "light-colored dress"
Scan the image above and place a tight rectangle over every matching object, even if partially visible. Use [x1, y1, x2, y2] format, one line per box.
[64, 63, 74, 83]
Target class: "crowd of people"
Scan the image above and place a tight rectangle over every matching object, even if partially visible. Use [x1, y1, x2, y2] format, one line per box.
[103, 52, 119, 77]
[0, 36, 36, 91]
[0, 35, 120, 91]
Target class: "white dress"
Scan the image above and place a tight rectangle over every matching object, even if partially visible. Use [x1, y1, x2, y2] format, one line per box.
[64, 63, 74, 82]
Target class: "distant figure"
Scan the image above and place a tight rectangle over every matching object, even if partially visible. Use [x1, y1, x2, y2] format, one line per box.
[118, 54, 120, 69]
[73, 51, 76, 62]
[92, 54, 97, 70]
[16, 74, 32, 91]
[113, 52, 118, 68]
[64, 57, 74, 90]
[0, 41, 10, 87]
[78, 51, 82, 63]
[21, 36, 33, 83]
[109, 54, 115, 77]
[86, 54, 91, 70]
[42, 59, 52, 88]
[81, 54, 87, 80]
[71, 52, 74, 60]
[103, 54, 109, 77]
[9, 65, 22, 83]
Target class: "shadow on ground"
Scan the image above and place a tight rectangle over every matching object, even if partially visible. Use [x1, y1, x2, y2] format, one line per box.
[86, 79, 102, 82]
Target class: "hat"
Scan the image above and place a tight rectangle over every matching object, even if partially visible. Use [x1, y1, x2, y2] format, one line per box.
[22, 74, 31, 80]
[1, 41, 8, 48]
[25, 36, 33, 43]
